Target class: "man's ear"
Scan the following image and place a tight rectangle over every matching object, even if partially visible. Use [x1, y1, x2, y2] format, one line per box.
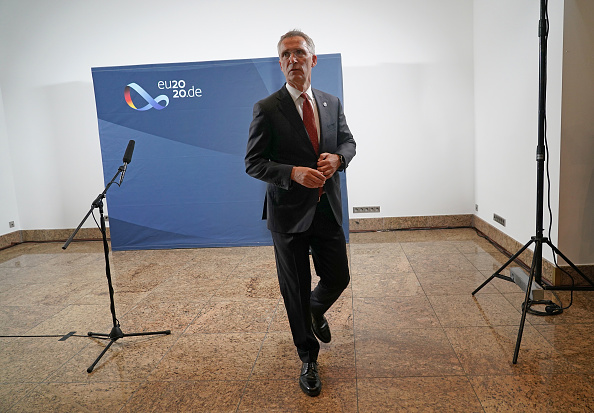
[312, 55, 317, 68]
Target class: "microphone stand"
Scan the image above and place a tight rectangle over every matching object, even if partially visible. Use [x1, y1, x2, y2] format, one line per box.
[63, 163, 170, 373]
[472, 0, 594, 364]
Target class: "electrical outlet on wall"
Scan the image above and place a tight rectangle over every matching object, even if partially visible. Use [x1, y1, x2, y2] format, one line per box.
[493, 213, 506, 226]
[353, 206, 380, 213]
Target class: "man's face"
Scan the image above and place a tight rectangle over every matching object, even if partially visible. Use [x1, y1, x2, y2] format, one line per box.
[279, 36, 317, 92]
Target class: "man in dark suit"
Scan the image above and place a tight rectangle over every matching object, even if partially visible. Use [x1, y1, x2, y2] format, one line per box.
[245, 30, 356, 397]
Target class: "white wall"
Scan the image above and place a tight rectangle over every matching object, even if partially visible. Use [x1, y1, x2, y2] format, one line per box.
[0, 0, 476, 236]
[342, 1, 475, 217]
[0, 86, 20, 233]
[473, 0, 565, 263]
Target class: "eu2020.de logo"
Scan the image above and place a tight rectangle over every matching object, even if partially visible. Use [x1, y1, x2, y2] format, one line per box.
[124, 83, 169, 111]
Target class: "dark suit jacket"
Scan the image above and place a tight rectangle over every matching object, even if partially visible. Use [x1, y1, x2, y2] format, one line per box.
[245, 85, 356, 233]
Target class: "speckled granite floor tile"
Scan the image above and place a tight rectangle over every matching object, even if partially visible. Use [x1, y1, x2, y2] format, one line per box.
[445, 325, 577, 376]
[187, 298, 279, 333]
[354, 295, 441, 329]
[352, 272, 424, 297]
[238, 378, 357, 412]
[428, 292, 523, 327]
[2, 230, 594, 412]
[355, 327, 465, 377]
[147, 332, 265, 381]
[9, 381, 140, 413]
[470, 374, 594, 412]
[122, 380, 245, 413]
[416, 270, 499, 295]
[357, 376, 483, 412]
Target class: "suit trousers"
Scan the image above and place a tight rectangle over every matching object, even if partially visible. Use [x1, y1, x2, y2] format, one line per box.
[270, 194, 350, 363]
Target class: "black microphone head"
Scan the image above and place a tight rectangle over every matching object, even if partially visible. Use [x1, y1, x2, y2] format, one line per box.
[123, 140, 135, 164]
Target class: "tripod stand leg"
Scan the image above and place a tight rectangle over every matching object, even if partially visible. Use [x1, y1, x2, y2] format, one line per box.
[546, 240, 594, 288]
[85, 329, 171, 373]
[472, 239, 534, 295]
[512, 240, 542, 364]
[87, 332, 110, 338]
[123, 330, 171, 338]
[472, 273, 498, 296]
[513, 277, 533, 364]
[87, 338, 116, 373]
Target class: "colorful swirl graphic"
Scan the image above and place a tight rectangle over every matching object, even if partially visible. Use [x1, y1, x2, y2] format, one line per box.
[124, 83, 169, 111]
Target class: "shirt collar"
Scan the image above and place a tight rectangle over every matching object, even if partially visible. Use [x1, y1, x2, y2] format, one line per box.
[285, 83, 314, 103]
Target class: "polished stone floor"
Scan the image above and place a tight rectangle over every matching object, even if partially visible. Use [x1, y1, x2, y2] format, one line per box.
[1, 228, 594, 412]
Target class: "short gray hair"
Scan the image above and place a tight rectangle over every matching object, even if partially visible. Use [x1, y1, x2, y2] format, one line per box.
[277, 30, 316, 56]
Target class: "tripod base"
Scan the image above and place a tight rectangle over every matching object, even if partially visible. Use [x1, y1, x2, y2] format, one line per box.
[87, 326, 171, 373]
[473, 235, 594, 364]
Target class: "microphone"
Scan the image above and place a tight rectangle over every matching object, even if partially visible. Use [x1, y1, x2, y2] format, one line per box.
[119, 140, 135, 185]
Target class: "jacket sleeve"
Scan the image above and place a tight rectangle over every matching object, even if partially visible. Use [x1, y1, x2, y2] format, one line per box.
[334, 98, 356, 171]
[245, 101, 293, 190]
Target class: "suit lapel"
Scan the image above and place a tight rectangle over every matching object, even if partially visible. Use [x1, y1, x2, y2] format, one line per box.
[312, 90, 329, 153]
[277, 86, 317, 154]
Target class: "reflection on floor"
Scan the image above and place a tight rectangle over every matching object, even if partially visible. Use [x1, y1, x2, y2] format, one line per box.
[1, 228, 594, 412]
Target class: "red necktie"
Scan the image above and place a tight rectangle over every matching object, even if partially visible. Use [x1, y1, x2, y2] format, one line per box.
[301, 93, 319, 154]
[301, 93, 323, 198]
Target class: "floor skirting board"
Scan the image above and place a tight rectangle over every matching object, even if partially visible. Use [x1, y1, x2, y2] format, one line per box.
[2, 215, 591, 286]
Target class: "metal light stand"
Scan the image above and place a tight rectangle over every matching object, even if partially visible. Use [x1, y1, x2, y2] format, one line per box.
[63, 164, 170, 373]
[472, 0, 594, 364]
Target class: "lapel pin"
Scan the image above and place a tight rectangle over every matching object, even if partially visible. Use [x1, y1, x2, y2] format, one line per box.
[323, 102, 327, 107]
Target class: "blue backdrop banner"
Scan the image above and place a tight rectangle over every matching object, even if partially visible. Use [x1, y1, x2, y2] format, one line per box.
[91, 54, 349, 251]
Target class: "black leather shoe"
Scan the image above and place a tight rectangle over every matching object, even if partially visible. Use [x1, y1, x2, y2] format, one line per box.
[299, 362, 321, 397]
[311, 313, 331, 343]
